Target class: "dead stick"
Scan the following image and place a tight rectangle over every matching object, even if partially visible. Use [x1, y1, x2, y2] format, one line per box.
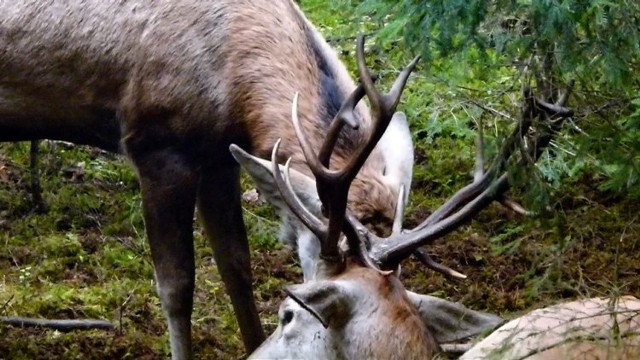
[1, 316, 114, 332]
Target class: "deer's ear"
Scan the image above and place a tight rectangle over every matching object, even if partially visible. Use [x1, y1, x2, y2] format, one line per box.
[229, 144, 322, 216]
[230, 144, 324, 280]
[406, 291, 504, 343]
[285, 281, 351, 328]
[376, 111, 413, 204]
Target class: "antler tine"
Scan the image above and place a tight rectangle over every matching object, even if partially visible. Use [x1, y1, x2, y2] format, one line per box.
[336, 35, 420, 184]
[410, 87, 537, 232]
[383, 55, 421, 110]
[343, 210, 393, 275]
[290, 93, 347, 261]
[291, 92, 334, 179]
[371, 172, 511, 265]
[535, 99, 573, 117]
[318, 84, 367, 166]
[392, 185, 406, 235]
[292, 87, 368, 183]
[331, 37, 418, 266]
[357, 35, 420, 112]
[556, 79, 574, 107]
[393, 186, 467, 279]
[270, 139, 327, 240]
[414, 249, 467, 279]
[288, 37, 419, 263]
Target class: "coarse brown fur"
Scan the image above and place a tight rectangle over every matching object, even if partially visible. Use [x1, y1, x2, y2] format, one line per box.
[335, 263, 438, 359]
[0, 0, 397, 234]
[224, 1, 397, 233]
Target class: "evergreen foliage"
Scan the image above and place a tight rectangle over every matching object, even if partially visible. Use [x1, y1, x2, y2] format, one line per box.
[357, 0, 640, 199]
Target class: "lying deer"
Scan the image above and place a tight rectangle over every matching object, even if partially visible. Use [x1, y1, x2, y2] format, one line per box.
[0, 0, 414, 358]
[236, 47, 575, 358]
[462, 296, 640, 359]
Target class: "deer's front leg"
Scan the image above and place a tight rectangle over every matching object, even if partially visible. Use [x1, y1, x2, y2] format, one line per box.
[130, 147, 199, 360]
[197, 166, 265, 352]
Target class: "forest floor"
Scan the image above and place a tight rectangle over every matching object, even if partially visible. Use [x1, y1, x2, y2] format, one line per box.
[0, 140, 637, 359]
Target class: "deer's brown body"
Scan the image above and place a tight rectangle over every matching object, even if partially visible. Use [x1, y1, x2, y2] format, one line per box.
[0, 1, 413, 358]
[0, 0, 378, 166]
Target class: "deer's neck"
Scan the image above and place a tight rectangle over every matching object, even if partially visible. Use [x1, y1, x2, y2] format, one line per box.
[225, 1, 370, 177]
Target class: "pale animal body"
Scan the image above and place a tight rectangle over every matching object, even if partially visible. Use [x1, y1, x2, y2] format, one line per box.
[0, 0, 413, 358]
[462, 296, 640, 360]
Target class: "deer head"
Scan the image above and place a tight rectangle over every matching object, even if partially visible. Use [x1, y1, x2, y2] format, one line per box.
[240, 34, 575, 358]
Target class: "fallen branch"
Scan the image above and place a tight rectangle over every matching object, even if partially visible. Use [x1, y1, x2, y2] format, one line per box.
[1, 316, 114, 332]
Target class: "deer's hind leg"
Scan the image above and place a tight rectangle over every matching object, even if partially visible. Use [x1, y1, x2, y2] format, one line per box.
[197, 165, 265, 352]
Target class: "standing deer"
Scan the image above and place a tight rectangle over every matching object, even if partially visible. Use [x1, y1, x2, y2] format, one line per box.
[241, 54, 576, 358]
[0, 0, 414, 358]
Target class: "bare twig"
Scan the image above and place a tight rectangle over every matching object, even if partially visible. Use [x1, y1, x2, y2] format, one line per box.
[1, 295, 14, 314]
[414, 249, 467, 279]
[467, 99, 518, 122]
[499, 197, 533, 216]
[119, 294, 133, 335]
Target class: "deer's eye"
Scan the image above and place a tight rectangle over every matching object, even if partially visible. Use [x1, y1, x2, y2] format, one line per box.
[281, 309, 294, 326]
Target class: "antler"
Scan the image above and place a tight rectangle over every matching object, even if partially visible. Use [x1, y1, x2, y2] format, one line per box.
[271, 34, 419, 265]
[272, 34, 574, 276]
[357, 81, 575, 269]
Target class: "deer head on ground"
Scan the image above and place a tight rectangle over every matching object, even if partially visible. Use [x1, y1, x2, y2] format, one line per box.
[239, 41, 575, 357]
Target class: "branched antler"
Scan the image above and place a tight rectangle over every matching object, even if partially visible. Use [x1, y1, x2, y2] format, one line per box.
[271, 34, 574, 277]
[270, 34, 419, 268]
[366, 81, 575, 268]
